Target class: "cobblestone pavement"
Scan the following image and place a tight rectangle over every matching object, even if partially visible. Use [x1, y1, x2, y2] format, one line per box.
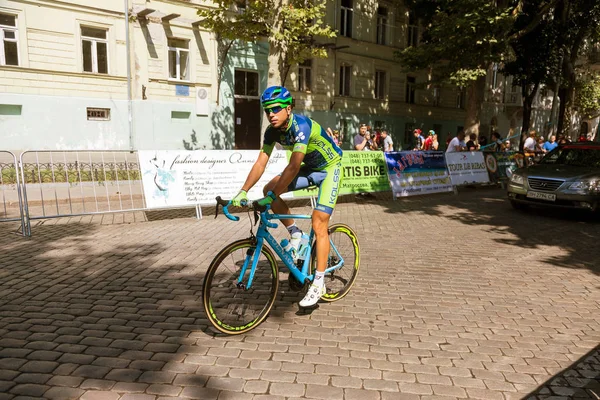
[0, 188, 599, 400]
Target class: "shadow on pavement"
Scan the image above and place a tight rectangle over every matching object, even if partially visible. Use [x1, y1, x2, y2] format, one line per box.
[523, 344, 600, 399]
[0, 223, 219, 398]
[358, 186, 600, 277]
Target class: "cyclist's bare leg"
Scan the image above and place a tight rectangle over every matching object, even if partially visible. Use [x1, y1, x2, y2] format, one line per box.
[312, 209, 330, 273]
[263, 176, 294, 227]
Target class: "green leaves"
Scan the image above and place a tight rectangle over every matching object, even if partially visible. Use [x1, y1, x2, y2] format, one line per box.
[396, 0, 515, 87]
[575, 71, 600, 118]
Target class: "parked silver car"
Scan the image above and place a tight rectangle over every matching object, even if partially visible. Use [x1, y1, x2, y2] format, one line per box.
[507, 142, 600, 212]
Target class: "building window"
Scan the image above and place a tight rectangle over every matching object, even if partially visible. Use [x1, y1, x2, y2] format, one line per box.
[457, 88, 465, 109]
[407, 12, 418, 47]
[433, 86, 441, 106]
[340, 0, 353, 38]
[376, 7, 388, 45]
[491, 63, 499, 89]
[0, 13, 18, 66]
[234, 70, 259, 96]
[339, 64, 351, 96]
[235, 0, 247, 12]
[375, 70, 386, 99]
[406, 76, 416, 104]
[168, 38, 189, 81]
[298, 59, 312, 92]
[82, 26, 108, 74]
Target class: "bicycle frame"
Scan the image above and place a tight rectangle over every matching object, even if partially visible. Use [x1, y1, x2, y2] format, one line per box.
[239, 209, 346, 290]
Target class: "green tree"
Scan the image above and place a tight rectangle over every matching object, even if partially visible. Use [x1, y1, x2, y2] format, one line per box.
[552, 0, 600, 136]
[503, 0, 561, 148]
[575, 70, 600, 119]
[197, 0, 335, 103]
[397, 0, 516, 135]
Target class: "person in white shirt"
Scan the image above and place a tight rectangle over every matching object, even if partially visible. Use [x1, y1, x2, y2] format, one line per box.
[445, 131, 467, 153]
[381, 130, 393, 152]
[523, 130, 537, 153]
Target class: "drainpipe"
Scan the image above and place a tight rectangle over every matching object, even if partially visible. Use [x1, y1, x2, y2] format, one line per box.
[125, 0, 134, 151]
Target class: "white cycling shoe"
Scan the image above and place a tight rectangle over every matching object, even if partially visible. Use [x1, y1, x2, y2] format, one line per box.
[299, 284, 326, 308]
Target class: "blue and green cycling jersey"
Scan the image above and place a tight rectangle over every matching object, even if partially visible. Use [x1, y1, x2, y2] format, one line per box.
[261, 114, 343, 170]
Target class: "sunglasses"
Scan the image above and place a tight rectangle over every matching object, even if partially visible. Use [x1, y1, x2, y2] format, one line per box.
[264, 106, 285, 115]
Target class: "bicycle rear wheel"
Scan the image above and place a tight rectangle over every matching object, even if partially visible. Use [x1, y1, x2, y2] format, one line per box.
[310, 223, 360, 302]
[203, 239, 279, 334]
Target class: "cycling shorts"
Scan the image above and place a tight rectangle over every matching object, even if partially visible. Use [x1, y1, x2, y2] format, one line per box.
[285, 162, 343, 215]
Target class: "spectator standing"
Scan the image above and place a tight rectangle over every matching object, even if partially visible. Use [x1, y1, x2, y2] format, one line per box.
[431, 133, 439, 150]
[354, 123, 371, 151]
[413, 129, 425, 150]
[466, 133, 478, 151]
[380, 130, 394, 152]
[478, 134, 488, 148]
[446, 131, 466, 153]
[504, 140, 512, 152]
[445, 133, 453, 149]
[423, 130, 434, 150]
[491, 132, 504, 152]
[543, 135, 558, 152]
[523, 130, 537, 154]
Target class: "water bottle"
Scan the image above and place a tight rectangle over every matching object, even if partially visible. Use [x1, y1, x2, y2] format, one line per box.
[281, 239, 293, 254]
[297, 233, 310, 261]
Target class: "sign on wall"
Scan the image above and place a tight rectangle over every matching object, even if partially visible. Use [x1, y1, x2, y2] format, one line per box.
[138, 150, 292, 208]
[384, 151, 453, 197]
[295, 151, 391, 198]
[445, 152, 490, 186]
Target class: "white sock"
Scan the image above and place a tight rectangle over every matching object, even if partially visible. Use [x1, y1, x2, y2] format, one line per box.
[314, 271, 325, 287]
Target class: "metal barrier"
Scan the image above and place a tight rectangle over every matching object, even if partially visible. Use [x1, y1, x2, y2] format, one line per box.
[0, 150, 25, 234]
[19, 150, 153, 236]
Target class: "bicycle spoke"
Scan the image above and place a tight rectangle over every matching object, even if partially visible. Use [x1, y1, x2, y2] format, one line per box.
[203, 240, 278, 334]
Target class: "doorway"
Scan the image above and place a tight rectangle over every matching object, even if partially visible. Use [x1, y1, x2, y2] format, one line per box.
[234, 70, 261, 149]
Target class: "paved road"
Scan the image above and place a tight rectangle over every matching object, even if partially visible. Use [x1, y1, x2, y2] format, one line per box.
[0, 188, 599, 400]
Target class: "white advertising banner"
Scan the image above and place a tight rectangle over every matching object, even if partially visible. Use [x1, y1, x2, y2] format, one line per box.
[138, 150, 292, 208]
[445, 152, 490, 186]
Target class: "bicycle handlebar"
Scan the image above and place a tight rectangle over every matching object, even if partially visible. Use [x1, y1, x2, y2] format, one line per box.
[214, 196, 271, 223]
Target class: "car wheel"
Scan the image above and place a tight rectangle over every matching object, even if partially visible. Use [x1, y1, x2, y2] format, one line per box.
[510, 200, 528, 211]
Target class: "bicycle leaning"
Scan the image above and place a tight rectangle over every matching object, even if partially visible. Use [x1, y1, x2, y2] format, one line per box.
[202, 196, 360, 335]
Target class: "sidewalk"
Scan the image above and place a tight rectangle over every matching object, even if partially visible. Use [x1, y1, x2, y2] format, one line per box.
[0, 187, 598, 399]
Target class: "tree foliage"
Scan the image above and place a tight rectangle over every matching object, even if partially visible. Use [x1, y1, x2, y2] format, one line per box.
[398, 0, 515, 87]
[575, 71, 600, 119]
[197, 0, 335, 87]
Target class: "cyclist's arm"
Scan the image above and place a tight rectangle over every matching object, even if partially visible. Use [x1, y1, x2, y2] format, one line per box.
[240, 151, 269, 192]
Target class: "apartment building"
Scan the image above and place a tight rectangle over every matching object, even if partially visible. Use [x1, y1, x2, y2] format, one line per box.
[0, 0, 549, 151]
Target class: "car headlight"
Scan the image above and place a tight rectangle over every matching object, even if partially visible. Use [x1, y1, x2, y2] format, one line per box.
[510, 174, 524, 185]
[569, 180, 600, 193]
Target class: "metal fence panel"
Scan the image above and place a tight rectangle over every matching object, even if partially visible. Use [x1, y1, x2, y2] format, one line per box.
[20, 150, 150, 236]
[0, 151, 25, 233]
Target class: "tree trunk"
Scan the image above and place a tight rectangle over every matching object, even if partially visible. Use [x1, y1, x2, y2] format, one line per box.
[519, 82, 539, 151]
[267, 0, 289, 87]
[215, 38, 233, 106]
[556, 86, 567, 136]
[463, 76, 486, 135]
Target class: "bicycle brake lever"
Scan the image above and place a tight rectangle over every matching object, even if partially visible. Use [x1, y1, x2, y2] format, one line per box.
[253, 209, 259, 226]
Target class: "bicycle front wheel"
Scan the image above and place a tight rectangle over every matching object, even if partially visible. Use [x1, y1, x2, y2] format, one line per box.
[310, 223, 360, 302]
[203, 239, 279, 335]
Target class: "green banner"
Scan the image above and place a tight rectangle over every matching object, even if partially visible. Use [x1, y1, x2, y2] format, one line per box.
[292, 151, 391, 198]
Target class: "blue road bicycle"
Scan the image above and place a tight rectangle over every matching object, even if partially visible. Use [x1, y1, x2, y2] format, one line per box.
[202, 196, 360, 335]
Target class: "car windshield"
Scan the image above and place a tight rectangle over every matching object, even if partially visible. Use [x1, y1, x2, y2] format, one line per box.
[540, 146, 600, 167]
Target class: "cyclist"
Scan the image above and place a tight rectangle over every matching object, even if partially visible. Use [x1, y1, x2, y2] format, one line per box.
[231, 86, 343, 308]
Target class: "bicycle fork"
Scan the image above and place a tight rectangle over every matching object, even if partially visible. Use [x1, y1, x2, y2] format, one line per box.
[236, 237, 266, 290]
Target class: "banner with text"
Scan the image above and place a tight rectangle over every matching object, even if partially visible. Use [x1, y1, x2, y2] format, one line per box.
[384, 151, 453, 197]
[484, 151, 525, 181]
[445, 152, 490, 186]
[295, 151, 391, 198]
[138, 150, 292, 208]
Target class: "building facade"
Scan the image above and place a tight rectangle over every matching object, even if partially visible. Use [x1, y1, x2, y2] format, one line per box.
[0, 0, 557, 152]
